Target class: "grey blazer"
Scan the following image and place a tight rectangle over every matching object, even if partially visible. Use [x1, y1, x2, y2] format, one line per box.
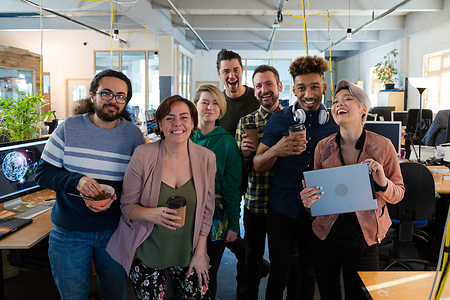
[106, 138, 216, 275]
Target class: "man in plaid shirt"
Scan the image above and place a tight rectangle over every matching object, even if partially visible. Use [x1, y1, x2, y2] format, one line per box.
[236, 65, 284, 300]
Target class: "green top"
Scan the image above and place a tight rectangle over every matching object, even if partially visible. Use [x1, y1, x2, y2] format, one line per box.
[135, 178, 196, 269]
[191, 127, 242, 232]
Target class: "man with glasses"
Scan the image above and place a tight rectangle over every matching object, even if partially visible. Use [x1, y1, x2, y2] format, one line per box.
[36, 69, 145, 299]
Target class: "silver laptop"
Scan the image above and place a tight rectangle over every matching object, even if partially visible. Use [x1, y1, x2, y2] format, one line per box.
[303, 163, 377, 217]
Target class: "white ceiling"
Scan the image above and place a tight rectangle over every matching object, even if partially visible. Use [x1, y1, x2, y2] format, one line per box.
[0, 0, 444, 55]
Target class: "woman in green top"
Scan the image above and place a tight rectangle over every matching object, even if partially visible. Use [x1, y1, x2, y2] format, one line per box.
[191, 85, 242, 299]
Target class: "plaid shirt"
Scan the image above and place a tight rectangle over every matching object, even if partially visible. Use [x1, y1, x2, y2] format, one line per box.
[236, 104, 284, 216]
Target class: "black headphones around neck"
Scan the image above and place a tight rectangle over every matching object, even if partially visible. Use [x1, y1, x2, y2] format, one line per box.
[292, 102, 329, 125]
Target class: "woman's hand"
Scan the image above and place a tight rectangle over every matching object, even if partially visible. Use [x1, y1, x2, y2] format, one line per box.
[77, 176, 103, 199]
[187, 236, 209, 289]
[300, 180, 323, 210]
[85, 194, 116, 212]
[224, 229, 238, 243]
[148, 207, 182, 230]
[362, 159, 388, 189]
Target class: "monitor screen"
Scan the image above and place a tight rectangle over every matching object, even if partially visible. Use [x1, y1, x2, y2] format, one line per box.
[364, 121, 402, 155]
[370, 106, 396, 121]
[391, 111, 408, 127]
[0, 137, 48, 203]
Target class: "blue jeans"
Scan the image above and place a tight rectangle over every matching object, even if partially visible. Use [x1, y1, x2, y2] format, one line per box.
[48, 225, 127, 300]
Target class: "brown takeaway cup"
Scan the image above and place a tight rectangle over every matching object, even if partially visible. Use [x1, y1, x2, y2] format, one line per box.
[166, 196, 187, 227]
[288, 124, 306, 152]
[244, 124, 259, 147]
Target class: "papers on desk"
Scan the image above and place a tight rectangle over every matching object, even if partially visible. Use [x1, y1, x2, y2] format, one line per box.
[3, 198, 40, 212]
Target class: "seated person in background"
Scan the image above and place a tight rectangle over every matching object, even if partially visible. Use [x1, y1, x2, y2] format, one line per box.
[107, 95, 216, 299]
[300, 79, 405, 300]
[423, 109, 450, 146]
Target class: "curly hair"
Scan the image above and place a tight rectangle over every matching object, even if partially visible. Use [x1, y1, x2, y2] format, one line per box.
[289, 56, 328, 80]
[90, 69, 132, 103]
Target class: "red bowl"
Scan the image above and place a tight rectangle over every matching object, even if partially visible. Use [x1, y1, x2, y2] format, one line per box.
[82, 184, 115, 207]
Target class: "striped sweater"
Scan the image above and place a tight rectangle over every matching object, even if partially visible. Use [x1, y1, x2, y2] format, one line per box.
[36, 113, 145, 232]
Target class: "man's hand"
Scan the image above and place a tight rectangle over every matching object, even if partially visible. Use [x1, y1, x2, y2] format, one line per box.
[270, 135, 307, 158]
[240, 133, 256, 158]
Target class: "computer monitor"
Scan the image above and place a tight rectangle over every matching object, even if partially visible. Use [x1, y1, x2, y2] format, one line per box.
[391, 111, 408, 127]
[0, 137, 48, 204]
[369, 106, 396, 121]
[364, 121, 402, 155]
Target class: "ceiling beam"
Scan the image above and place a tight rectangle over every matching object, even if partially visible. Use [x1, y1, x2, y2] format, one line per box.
[171, 15, 405, 31]
[151, 0, 442, 12]
[186, 29, 379, 42]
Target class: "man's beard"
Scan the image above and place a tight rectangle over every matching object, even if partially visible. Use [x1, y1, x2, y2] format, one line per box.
[258, 92, 278, 109]
[93, 103, 122, 122]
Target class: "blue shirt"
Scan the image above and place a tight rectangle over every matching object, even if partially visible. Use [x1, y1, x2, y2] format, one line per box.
[261, 103, 339, 219]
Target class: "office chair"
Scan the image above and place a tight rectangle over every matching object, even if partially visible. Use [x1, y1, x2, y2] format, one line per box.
[405, 109, 433, 144]
[404, 109, 433, 160]
[382, 162, 437, 271]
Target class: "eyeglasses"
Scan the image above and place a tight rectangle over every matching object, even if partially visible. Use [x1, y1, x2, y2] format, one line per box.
[96, 91, 127, 104]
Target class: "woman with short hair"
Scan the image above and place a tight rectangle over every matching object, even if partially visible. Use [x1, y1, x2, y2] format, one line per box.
[300, 79, 405, 300]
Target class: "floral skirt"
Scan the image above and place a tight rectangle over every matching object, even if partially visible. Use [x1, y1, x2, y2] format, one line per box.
[130, 258, 210, 300]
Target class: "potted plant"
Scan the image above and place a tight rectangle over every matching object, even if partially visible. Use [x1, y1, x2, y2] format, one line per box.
[0, 90, 52, 142]
[374, 49, 398, 90]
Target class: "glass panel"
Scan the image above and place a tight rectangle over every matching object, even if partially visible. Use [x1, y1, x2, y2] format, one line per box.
[72, 85, 88, 101]
[148, 52, 160, 110]
[0, 67, 33, 99]
[43, 74, 50, 94]
[94, 52, 119, 74]
[179, 53, 183, 96]
[245, 59, 269, 87]
[272, 60, 292, 107]
[186, 57, 191, 100]
[122, 52, 146, 113]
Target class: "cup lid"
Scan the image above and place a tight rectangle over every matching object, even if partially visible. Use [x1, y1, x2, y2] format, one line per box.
[166, 196, 187, 209]
[244, 124, 258, 130]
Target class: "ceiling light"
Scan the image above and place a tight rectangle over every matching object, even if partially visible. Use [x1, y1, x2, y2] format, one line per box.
[347, 28, 352, 39]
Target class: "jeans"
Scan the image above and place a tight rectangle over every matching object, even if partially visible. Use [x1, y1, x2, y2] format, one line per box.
[265, 205, 315, 300]
[48, 225, 127, 300]
[310, 233, 379, 300]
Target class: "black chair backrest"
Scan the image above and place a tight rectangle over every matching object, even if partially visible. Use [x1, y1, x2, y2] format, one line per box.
[406, 109, 433, 137]
[387, 162, 435, 222]
[446, 113, 450, 143]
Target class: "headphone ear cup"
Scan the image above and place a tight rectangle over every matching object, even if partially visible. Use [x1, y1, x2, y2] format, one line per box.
[294, 109, 306, 123]
[318, 109, 329, 125]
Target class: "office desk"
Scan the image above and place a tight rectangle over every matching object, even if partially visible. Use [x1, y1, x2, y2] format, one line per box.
[359, 271, 450, 299]
[434, 180, 450, 194]
[0, 190, 54, 300]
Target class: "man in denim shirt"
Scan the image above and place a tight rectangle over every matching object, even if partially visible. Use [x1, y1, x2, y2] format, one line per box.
[254, 56, 339, 300]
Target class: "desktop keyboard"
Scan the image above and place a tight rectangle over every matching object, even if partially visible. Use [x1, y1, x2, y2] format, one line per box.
[13, 200, 56, 219]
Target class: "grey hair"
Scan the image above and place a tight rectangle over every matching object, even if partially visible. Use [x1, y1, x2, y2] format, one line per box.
[334, 79, 371, 124]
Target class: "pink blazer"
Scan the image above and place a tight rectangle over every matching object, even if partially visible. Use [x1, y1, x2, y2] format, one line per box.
[312, 131, 405, 246]
[106, 139, 216, 275]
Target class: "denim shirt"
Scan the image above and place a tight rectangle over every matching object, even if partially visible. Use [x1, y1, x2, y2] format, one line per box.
[261, 103, 339, 219]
